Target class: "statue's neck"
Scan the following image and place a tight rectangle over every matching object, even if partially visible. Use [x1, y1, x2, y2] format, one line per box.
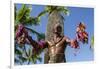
[54, 34, 62, 38]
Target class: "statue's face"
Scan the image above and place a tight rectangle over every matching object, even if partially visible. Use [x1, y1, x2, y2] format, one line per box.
[54, 25, 62, 34]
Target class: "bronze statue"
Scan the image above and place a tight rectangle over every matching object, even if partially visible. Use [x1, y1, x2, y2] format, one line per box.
[45, 24, 79, 63]
[16, 24, 79, 63]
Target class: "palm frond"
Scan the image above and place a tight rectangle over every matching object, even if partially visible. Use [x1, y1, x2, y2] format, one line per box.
[24, 17, 40, 26]
[16, 4, 26, 22]
[37, 10, 48, 17]
[15, 4, 41, 27]
[57, 7, 69, 15]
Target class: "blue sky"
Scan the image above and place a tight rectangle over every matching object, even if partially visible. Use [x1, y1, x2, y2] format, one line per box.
[15, 4, 94, 64]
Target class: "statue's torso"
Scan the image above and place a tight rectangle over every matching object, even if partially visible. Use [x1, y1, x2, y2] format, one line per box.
[47, 36, 67, 63]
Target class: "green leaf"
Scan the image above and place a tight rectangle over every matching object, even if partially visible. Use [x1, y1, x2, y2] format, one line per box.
[91, 36, 94, 46]
[37, 57, 42, 62]
[15, 58, 20, 63]
[37, 33, 45, 41]
[15, 4, 35, 26]
[19, 56, 27, 63]
[16, 4, 26, 22]
[28, 48, 32, 56]
[15, 48, 23, 55]
[38, 10, 48, 17]
[21, 57, 27, 62]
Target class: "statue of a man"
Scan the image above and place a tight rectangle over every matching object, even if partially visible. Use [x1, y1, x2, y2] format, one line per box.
[45, 24, 79, 63]
[16, 24, 79, 63]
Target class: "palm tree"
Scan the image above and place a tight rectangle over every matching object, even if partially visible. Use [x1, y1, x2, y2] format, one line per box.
[37, 6, 69, 63]
[15, 4, 45, 40]
[14, 4, 45, 65]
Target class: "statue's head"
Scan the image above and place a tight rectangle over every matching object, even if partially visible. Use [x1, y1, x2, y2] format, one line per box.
[54, 24, 62, 35]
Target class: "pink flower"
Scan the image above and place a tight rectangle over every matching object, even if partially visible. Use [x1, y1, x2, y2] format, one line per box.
[38, 40, 46, 48]
[16, 24, 24, 38]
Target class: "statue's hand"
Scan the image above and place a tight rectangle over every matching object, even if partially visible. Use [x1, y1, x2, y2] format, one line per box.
[71, 39, 79, 49]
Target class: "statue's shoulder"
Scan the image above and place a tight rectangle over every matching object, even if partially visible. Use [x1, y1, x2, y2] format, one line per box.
[63, 36, 70, 42]
[46, 40, 54, 46]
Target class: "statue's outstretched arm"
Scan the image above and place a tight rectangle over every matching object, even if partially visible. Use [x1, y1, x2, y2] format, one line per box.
[65, 37, 79, 49]
[26, 35, 48, 49]
[16, 24, 48, 49]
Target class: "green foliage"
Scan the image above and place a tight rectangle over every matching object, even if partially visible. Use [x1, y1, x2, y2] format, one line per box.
[25, 27, 45, 40]
[37, 6, 69, 19]
[15, 48, 22, 55]
[15, 44, 26, 64]
[15, 43, 43, 65]
[90, 36, 94, 50]
[15, 4, 40, 27]
[91, 36, 94, 46]
[45, 6, 69, 15]
[15, 4, 69, 65]
[14, 4, 45, 65]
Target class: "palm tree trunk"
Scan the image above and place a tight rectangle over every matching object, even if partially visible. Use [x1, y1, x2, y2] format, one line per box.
[44, 10, 64, 63]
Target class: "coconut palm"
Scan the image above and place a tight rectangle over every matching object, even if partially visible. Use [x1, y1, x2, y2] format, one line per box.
[15, 4, 40, 26]
[14, 4, 45, 65]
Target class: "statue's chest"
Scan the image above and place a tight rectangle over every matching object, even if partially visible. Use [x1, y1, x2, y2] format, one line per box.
[48, 38, 66, 57]
[47, 37, 66, 48]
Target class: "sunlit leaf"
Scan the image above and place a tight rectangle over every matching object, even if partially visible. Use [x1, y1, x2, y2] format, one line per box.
[15, 48, 23, 55]
[19, 55, 27, 63]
